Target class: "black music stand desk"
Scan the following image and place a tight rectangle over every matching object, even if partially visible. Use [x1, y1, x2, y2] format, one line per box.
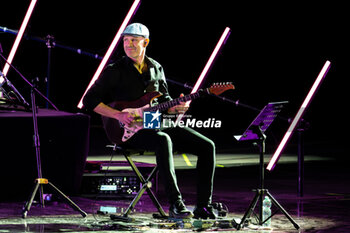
[234, 101, 300, 230]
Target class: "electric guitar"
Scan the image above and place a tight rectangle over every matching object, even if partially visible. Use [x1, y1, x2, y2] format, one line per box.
[102, 83, 235, 145]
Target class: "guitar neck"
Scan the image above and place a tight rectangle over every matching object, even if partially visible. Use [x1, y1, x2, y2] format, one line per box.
[145, 88, 209, 112]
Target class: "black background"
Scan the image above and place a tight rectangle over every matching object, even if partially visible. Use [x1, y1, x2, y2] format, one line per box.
[1, 1, 348, 155]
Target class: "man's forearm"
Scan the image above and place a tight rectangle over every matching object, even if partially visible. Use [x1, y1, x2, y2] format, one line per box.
[93, 102, 120, 119]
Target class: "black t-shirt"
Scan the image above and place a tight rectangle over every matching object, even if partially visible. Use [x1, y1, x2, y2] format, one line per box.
[83, 56, 172, 110]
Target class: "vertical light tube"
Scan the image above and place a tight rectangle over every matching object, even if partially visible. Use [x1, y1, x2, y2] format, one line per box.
[191, 27, 231, 94]
[176, 27, 231, 121]
[0, 0, 38, 84]
[77, 0, 141, 109]
[266, 60, 331, 171]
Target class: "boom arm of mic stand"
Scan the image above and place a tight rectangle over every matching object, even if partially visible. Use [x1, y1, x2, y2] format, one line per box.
[166, 78, 293, 125]
[0, 26, 103, 60]
[166, 77, 261, 111]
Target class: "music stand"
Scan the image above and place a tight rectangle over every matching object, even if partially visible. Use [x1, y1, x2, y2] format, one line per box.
[233, 101, 300, 230]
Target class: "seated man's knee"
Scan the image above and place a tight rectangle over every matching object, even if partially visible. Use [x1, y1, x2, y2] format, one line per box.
[157, 132, 173, 147]
[203, 138, 216, 154]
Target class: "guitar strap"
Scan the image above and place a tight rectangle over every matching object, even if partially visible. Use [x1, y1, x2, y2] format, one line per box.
[149, 66, 155, 81]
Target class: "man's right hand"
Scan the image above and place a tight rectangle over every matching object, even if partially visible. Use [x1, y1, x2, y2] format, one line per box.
[94, 102, 135, 126]
[115, 111, 135, 126]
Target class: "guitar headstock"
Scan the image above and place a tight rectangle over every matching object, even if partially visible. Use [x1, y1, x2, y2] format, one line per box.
[208, 82, 235, 96]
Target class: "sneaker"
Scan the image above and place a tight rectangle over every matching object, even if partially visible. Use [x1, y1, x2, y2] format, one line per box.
[169, 199, 194, 219]
[193, 205, 217, 219]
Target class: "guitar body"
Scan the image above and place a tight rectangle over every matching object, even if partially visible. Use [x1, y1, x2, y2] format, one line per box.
[102, 91, 161, 145]
[101, 83, 234, 145]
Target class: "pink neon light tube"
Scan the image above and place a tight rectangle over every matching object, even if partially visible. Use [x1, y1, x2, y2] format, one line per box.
[267, 60, 331, 171]
[0, 0, 38, 84]
[176, 27, 231, 121]
[77, 0, 141, 109]
[191, 27, 231, 94]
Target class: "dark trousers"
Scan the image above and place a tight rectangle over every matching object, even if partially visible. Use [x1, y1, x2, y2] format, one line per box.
[124, 127, 216, 206]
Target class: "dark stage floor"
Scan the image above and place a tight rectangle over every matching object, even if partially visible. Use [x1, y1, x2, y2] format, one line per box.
[0, 149, 349, 232]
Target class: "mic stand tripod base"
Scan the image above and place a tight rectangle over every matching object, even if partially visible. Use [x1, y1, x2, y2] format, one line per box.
[22, 178, 87, 219]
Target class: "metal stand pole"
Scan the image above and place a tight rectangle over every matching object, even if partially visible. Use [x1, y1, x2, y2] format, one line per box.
[30, 78, 44, 206]
[45, 35, 54, 108]
[297, 119, 309, 197]
[258, 129, 266, 223]
[297, 128, 304, 197]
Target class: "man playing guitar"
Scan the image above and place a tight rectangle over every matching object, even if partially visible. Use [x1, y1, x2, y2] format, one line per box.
[83, 23, 226, 219]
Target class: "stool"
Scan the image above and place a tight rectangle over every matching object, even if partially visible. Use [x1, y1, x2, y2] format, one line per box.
[109, 144, 167, 218]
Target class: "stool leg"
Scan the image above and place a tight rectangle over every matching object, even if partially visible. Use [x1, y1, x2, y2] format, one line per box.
[123, 182, 148, 216]
[145, 187, 167, 217]
[144, 166, 166, 217]
[123, 154, 166, 217]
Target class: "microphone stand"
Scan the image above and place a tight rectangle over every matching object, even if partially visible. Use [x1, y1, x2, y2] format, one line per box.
[166, 77, 261, 112]
[0, 52, 87, 219]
